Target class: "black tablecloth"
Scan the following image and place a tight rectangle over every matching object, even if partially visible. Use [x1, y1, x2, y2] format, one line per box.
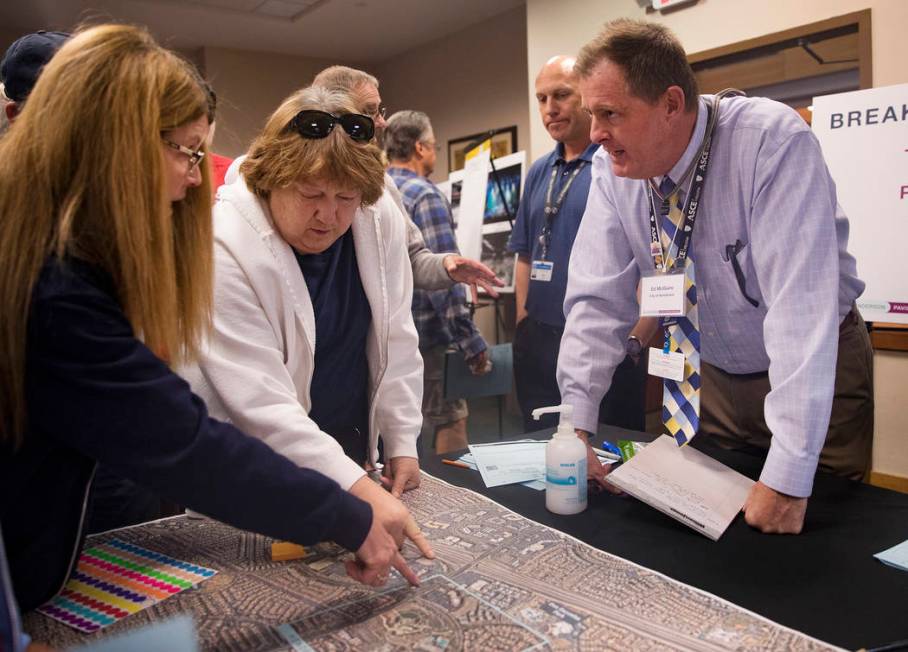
[423, 427, 908, 651]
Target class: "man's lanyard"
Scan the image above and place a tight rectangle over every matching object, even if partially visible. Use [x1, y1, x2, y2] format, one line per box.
[646, 99, 721, 273]
[538, 159, 588, 260]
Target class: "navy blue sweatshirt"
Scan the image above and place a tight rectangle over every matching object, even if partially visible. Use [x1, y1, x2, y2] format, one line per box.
[0, 258, 372, 612]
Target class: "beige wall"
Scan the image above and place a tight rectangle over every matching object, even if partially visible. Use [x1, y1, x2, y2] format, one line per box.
[202, 5, 531, 180]
[202, 46, 338, 158]
[526, 0, 908, 481]
[0, 29, 23, 59]
[526, 0, 908, 161]
[376, 6, 530, 183]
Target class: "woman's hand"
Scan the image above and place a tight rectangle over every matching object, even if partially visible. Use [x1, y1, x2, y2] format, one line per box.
[346, 517, 420, 587]
[443, 255, 504, 301]
[380, 456, 421, 497]
[349, 474, 434, 559]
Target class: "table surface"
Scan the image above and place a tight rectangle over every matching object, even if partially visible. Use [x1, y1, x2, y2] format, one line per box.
[423, 427, 908, 651]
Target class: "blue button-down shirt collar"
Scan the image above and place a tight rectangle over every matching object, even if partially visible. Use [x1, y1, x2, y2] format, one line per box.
[656, 98, 708, 192]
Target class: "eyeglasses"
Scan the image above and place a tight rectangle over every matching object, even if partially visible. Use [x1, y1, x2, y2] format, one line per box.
[369, 105, 387, 121]
[288, 110, 375, 142]
[162, 138, 206, 171]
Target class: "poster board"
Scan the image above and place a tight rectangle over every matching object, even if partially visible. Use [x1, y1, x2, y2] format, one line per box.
[447, 151, 526, 293]
[811, 83, 908, 324]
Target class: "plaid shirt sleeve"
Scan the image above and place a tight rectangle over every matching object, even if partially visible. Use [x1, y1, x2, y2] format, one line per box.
[410, 191, 487, 359]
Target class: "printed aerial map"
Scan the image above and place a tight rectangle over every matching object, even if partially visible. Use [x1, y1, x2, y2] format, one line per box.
[25, 474, 839, 651]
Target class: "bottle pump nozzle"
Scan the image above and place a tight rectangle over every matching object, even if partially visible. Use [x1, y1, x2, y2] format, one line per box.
[531, 404, 574, 438]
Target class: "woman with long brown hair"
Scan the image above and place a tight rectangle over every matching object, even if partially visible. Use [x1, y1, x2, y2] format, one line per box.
[0, 24, 416, 615]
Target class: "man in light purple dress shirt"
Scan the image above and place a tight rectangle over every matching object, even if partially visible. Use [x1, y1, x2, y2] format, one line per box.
[557, 19, 872, 534]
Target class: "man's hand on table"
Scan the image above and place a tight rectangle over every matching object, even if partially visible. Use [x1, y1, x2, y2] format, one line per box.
[576, 429, 622, 495]
[743, 481, 807, 534]
[350, 471, 435, 560]
[380, 456, 421, 497]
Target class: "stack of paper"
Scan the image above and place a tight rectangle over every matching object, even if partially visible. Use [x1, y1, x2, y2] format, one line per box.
[467, 440, 547, 490]
[606, 435, 754, 540]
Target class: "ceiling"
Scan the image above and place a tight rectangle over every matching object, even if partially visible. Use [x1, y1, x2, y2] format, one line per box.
[0, 0, 526, 63]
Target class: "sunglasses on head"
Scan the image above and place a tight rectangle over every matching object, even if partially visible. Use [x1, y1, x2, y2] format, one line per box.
[288, 110, 375, 142]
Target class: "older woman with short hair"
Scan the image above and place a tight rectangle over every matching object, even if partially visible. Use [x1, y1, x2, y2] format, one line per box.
[183, 86, 432, 557]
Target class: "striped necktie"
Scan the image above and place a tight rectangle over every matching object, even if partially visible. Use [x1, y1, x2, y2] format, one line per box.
[659, 176, 700, 446]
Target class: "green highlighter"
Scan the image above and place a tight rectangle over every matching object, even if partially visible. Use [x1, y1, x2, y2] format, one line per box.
[617, 440, 647, 462]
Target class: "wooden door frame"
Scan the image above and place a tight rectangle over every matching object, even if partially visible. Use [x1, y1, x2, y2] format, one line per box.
[687, 9, 872, 90]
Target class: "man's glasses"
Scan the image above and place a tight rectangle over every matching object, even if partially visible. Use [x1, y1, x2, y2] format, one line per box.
[288, 110, 375, 142]
[162, 138, 205, 171]
[369, 105, 387, 120]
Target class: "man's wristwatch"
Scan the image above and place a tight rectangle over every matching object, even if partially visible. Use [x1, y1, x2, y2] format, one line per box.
[626, 335, 643, 358]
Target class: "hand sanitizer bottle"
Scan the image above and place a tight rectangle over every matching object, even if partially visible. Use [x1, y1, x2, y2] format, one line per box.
[532, 404, 587, 515]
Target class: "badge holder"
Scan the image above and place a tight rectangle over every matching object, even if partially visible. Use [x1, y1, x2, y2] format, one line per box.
[530, 260, 554, 282]
[639, 268, 686, 318]
[648, 330, 685, 381]
[641, 269, 687, 381]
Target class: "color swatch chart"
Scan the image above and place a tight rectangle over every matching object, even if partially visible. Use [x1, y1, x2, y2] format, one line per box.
[36, 539, 216, 634]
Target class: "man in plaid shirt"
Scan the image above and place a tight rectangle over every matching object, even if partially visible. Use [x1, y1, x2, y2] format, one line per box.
[385, 110, 489, 454]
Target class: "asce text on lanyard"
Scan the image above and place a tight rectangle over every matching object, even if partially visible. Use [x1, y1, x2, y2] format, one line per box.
[646, 100, 719, 277]
[642, 91, 741, 355]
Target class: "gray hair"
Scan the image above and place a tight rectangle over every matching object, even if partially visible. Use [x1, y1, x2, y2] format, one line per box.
[296, 84, 359, 116]
[312, 65, 379, 95]
[383, 110, 432, 162]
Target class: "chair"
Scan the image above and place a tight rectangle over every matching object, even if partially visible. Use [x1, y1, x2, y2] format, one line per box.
[443, 343, 513, 437]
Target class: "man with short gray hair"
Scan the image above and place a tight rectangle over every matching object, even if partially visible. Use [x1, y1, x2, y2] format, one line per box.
[385, 110, 489, 454]
[382, 110, 433, 162]
[312, 65, 503, 300]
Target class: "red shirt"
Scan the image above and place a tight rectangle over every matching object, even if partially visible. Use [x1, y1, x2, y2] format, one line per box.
[209, 153, 233, 191]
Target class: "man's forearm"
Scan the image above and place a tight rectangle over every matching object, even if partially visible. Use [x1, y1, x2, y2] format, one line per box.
[514, 255, 531, 324]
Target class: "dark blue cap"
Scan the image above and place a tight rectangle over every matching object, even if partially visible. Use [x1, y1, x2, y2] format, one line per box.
[1, 30, 71, 103]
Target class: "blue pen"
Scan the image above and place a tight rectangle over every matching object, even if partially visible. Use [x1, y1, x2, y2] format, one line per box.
[601, 441, 622, 457]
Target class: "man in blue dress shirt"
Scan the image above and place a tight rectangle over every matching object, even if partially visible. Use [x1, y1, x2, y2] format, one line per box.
[557, 19, 872, 534]
[508, 55, 648, 434]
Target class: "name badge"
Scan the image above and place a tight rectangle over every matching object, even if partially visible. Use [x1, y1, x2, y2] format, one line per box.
[648, 348, 685, 381]
[530, 260, 554, 282]
[640, 272, 685, 317]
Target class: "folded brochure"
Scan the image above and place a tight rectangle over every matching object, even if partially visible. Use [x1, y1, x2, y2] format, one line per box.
[606, 435, 754, 540]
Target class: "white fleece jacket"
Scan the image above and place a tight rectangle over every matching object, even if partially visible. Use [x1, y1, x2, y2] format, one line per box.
[181, 172, 423, 490]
